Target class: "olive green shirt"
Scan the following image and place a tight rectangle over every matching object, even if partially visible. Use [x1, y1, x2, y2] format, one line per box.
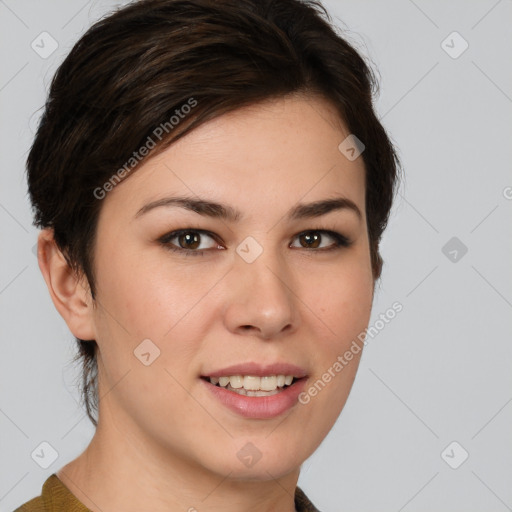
[14, 473, 321, 511]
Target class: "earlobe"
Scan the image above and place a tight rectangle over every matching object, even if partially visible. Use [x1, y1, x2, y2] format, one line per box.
[37, 229, 96, 341]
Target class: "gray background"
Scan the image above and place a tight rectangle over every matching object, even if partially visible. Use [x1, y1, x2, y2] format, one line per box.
[1, 1, 511, 511]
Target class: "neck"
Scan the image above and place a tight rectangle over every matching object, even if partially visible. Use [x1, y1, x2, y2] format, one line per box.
[57, 407, 300, 512]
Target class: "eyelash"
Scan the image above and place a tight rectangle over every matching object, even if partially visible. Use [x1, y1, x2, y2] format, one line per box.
[158, 228, 352, 257]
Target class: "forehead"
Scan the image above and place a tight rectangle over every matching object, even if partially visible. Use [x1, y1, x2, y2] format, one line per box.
[101, 94, 366, 223]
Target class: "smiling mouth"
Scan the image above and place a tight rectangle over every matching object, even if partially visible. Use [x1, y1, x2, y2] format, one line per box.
[201, 375, 302, 397]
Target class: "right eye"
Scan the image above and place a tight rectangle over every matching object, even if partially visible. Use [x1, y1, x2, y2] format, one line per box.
[158, 229, 224, 256]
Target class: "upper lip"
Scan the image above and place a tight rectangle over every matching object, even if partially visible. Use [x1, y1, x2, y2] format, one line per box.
[203, 362, 308, 378]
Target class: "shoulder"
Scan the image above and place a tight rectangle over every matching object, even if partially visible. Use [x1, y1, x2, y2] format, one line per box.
[295, 485, 322, 512]
[13, 474, 90, 512]
[12, 476, 55, 512]
[12, 495, 45, 512]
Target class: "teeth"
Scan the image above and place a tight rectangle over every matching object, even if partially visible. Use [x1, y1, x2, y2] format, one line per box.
[229, 375, 243, 389]
[244, 376, 261, 390]
[208, 374, 296, 392]
[260, 376, 277, 391]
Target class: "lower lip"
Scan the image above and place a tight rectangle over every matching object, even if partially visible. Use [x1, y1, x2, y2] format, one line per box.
[201, 378, 308, 419]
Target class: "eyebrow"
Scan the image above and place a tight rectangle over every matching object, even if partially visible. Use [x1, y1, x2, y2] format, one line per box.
[134, 195, 362, 222]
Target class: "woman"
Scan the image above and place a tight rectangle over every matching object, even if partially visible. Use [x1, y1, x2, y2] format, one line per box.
[17, 0, 400, 510]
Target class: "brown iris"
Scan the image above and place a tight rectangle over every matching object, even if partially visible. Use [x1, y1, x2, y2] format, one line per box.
[178, 231, 201, 249]
[299, 232, 321, 249]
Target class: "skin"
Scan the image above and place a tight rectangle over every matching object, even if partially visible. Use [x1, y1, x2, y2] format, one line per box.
[38, 94, 375, 512]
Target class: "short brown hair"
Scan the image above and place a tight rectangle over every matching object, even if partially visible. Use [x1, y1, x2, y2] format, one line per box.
[27, 0, 401, 426]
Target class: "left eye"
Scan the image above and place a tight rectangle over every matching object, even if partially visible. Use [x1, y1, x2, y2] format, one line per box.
[290, 230, 349, 250]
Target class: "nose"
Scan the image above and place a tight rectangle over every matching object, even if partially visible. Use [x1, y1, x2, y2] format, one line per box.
[223, 247, 300, 340]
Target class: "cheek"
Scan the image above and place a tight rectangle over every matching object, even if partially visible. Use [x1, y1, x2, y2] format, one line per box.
[94, 243, 186, 334]
[92, 245, 216, 381]
[304, 250, 374, 346]
[295, 254, 372, 426]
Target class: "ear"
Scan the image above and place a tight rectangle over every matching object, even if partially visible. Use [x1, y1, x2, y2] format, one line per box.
[37, 229, 96, 341]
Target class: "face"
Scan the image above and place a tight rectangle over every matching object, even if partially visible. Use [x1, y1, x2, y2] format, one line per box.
[88, 94, 374, 480]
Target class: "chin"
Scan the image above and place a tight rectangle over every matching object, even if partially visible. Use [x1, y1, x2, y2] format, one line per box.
[201, 437, 308, 481]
